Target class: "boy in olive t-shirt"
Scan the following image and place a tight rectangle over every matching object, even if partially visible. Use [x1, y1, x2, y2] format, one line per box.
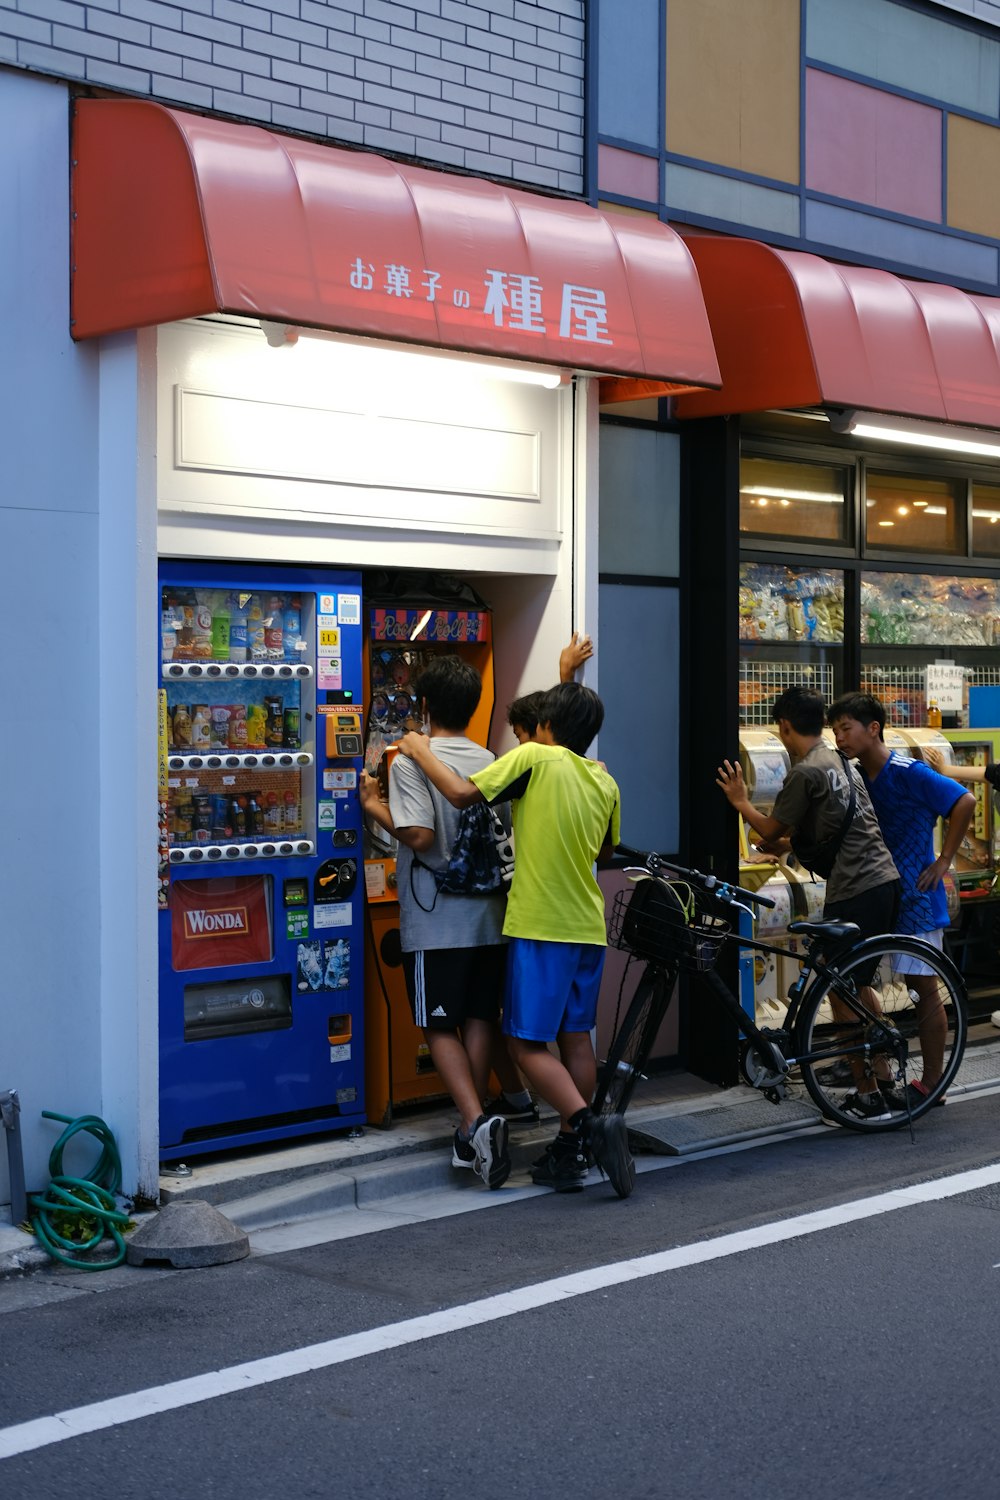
[397, 681, 635, 1199]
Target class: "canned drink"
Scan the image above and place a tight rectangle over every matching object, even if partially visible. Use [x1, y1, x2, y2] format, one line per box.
[264, 695, 284, 747]
[282, 707, 300, 749]
[210, 706, 231, 747]
[211, 794, 232, 842]
[191, 792, 213, 843]
[228, 704, 248, 749]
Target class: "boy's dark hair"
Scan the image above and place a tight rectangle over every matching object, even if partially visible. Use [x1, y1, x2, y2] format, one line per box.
[827, 691, 886, 739]
[537, 681, 604, 756]
[414, 655, 482, 732]
[771, 685, 826, 737]
[507, 690, 545, 737]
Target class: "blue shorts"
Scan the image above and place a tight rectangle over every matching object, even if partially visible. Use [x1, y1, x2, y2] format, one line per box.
[503, 937, 606, 1043]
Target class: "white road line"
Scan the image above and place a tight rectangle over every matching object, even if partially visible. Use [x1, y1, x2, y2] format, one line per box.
[3, 1158, 1000, 1462]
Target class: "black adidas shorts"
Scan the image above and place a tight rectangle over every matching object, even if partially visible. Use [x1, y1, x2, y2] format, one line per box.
[402, 944, 507, 1030]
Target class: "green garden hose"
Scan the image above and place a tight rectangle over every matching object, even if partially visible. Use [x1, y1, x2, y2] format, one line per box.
[29, 1112, 130, 1270]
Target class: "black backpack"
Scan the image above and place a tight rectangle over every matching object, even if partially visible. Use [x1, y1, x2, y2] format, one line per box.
[411, 804, 514, 912]
[789, 752, 857, 878]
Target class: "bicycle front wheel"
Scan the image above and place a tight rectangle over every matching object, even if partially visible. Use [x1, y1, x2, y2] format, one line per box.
[795, 935, 967, 1132]
[593, 966, 675, 1116]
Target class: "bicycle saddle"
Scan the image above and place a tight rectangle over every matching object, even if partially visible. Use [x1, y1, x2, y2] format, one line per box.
[787, 920, 860, 942]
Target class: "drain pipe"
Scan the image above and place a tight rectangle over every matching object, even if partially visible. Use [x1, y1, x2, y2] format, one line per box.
[0, 1090, 27, 1226]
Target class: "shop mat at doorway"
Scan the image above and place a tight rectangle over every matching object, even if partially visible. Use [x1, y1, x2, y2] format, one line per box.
[627, 1095, 823, 1155]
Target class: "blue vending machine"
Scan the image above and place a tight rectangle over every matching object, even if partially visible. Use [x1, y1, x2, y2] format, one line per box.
[157, 562, 366, 1159]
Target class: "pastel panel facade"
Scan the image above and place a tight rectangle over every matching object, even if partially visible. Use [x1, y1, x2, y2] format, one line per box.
[806, 0, 1000, 118]
[598, 144, 659, 203]
[596, 0, 660, 148]
[664, 162, 800, 237]
[665, 0, 799, 185]
[805, 198, 999, 285]
[806, 69, 942, 222]
[948, 113, 1000, 239]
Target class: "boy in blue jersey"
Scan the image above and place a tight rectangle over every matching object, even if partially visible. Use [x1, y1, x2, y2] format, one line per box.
[829, 693, 975, 1107]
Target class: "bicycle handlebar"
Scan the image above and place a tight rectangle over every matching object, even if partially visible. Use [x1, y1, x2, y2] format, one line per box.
[613, 845, 776, 910]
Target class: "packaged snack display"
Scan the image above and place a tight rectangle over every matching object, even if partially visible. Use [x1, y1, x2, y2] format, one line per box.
[739, 563, 844, 644]
[862, 572, 1000, 646]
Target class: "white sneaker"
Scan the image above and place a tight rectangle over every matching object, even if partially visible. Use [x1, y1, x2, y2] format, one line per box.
[471, 1114, 511, 1190]
[991, 1009, 1000, 1029]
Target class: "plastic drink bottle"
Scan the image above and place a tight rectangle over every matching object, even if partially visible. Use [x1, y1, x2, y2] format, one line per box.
[265, 595, 284, 660]
[211, 595, 231, 660]
[283, 790, 300, 832]
[247, 597, 266, 660]
[283, 596, 301, 660]
[228, 594, 248, 662]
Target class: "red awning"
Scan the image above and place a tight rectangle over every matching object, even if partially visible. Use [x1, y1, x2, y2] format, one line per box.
[674, 237, 1000, 427]
[70, 99, 720, 390]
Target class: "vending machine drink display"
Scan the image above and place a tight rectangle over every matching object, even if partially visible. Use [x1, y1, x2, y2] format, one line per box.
[158, 562, 366, 1157]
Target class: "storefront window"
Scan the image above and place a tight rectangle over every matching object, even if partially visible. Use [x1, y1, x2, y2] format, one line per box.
[972, 483, 1000, 559]
[861, 572, 1000, 645]
[740, 457, 849, 543]
[865, 472, 962, 554]
[739, 562, 845, 644]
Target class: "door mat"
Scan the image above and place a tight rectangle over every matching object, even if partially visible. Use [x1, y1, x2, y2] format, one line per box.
[630, 1047, 1000, 1156]
[628, 1095, 822, 1156]
[951, 1049, 1000, 1091]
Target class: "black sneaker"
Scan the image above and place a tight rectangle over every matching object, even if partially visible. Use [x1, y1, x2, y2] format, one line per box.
[881, 1079, 946, 1110]
[484, 1092, 540, 1124]
[842, 1088, 891, 1121]
[471, 1114, 511, 1190]
[816, 1058, 853, 1087]
[452, 1127, 476, 1170]
[582, 1112, 636, 1199]
[530, 1139, 589, 1193]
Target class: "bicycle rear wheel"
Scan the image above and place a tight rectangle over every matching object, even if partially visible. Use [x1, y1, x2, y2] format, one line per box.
[795, 935, 967, 1132]
[593, 965, 675, 1116]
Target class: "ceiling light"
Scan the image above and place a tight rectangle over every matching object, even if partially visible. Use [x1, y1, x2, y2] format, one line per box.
[896, 506, 909, 516]
[878, 520, 894, 527]
[741, 486, 841, 503]
[913, 500, 928, 507]
[925, 506, 947, 515]
[839, 410, 1000, 459]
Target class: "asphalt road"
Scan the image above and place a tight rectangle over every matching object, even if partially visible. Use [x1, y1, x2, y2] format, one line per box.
[2, 1090, 1000, 1500]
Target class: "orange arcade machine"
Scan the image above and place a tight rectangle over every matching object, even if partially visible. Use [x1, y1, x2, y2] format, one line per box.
[361, 575, 495, 1127]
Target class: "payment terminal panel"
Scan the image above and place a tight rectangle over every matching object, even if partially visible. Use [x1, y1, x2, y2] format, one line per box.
[157, 562, 366, 1159]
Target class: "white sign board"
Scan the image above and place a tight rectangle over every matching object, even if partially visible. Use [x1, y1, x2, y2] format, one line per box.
[926, 662, 964, 713]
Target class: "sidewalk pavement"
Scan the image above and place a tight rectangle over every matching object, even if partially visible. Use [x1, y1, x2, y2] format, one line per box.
[4, 1047, 999, 1278]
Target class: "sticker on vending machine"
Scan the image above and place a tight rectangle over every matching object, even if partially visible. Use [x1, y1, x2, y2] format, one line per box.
[337, 593, 361, 625]
[318, 802, 337, 830]
[314, 902, 352, 930]
[322, 938, 350, 990]
[286, 909, 309, 940]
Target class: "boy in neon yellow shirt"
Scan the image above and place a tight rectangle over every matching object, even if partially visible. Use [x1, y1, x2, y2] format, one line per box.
[398, 681, 634, 1198]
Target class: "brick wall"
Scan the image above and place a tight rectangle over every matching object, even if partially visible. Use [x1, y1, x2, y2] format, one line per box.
[0, 0, 585, 192]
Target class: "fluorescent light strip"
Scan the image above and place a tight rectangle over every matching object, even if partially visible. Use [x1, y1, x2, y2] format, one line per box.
[849, 413, 1000, 460]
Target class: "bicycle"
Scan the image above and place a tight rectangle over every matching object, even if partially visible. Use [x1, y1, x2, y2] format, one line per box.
[593, 845, 968, 1133]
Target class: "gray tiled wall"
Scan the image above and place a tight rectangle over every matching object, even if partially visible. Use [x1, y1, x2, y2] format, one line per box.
[0, 0, 585, 192]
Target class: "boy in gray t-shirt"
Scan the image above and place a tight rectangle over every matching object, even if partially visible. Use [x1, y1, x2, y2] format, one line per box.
[359, 655, 513, 1190]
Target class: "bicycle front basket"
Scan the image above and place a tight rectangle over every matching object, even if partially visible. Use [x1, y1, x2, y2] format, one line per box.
[609, 878, 729, 973]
